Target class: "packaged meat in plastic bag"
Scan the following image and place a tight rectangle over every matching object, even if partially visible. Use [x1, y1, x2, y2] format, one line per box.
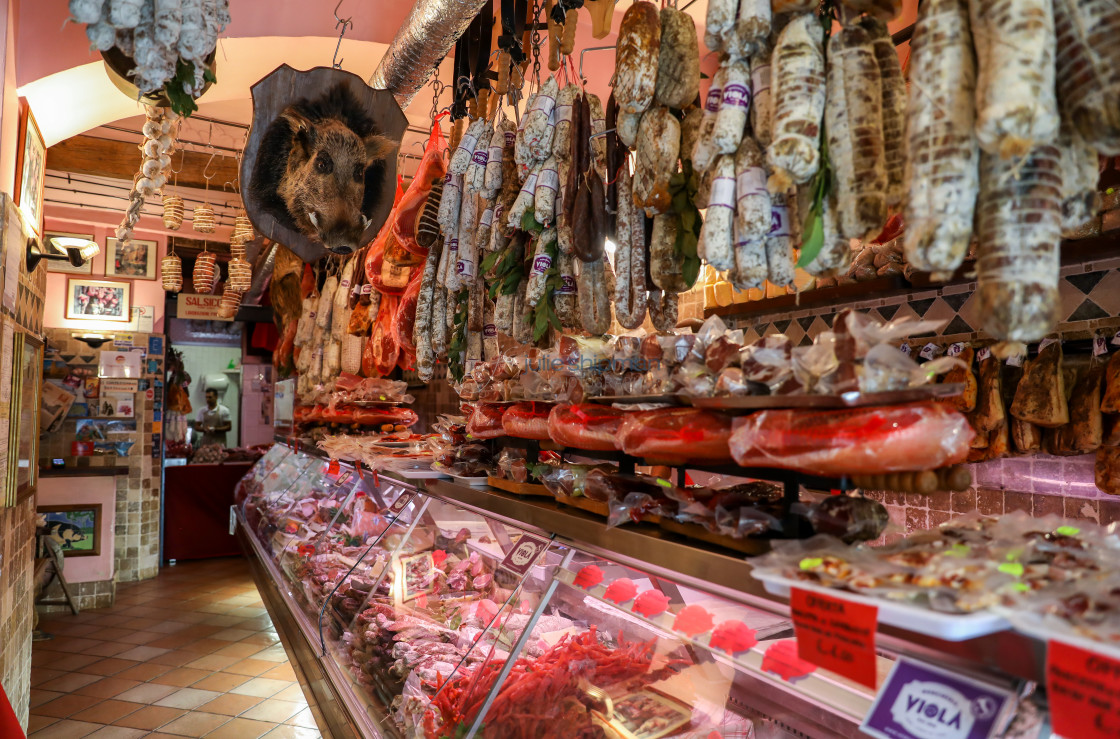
[501, 401, 555, 440]
[391, 121, 448, 257]
[617, 408, 736, 464]
[730, 403, 975, 476]
[673, 362, 718, 397]
[466, 403, 508, 440]
[806, 494, 889, 543]
[741, 335, 798, 393]
[547, 404, 627, 451]
[363, 295, 400, 377]
[495, 448, 528, 482]
[540, 463, 616, 499]
[446, 444, 494, 477]
[608, 488, 679, 527]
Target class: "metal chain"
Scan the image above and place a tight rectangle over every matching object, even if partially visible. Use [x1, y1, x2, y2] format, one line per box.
[530, 0, 543, 90]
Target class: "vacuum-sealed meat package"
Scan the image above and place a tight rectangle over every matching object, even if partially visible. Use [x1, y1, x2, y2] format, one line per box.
[466, 403, 508, 440]
[548, 404, 628, 451]
[617, 408, 736, 464]
[501, 401, 556, 441]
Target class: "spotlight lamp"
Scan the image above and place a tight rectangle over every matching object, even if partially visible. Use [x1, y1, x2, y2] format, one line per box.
[26, 237, 101, 272]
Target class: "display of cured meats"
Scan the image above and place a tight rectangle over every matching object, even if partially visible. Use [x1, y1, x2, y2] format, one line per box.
[617, 408, 735, 464]
[547, 404, 627, 451]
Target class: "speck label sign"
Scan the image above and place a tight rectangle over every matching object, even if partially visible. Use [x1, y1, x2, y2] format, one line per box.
[791, 588, 878, 689]
[1047, 639, 1120, 739]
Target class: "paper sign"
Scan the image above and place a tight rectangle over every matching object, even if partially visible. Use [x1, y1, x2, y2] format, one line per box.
[500, 534, 550, 576]
[1094, 336, 1108, 356]
[946, 343, 964, 357]
[1048, 639, 1120, 739]
[899, 344, 912, 357]
[148, 336, 163, 355]
[99, 350, 142, 378]
[791, 588, 878, 689]
[977, 347, 992, 362]
[101, 378, 138, 394]
[177, 293, 234, 321]
[388, 492, 413, 515]
[1038, 337, 1059, 351]
[1006, 353, 1023, 368]
[1111, 329, 1120, 347]
[862, 657, 1013, 739]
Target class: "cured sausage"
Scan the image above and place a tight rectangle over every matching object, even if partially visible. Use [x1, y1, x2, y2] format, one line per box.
[614, 167, 649, 330]
[588, 93, 608, 180]
[452, 191, 479, 289]
[713, 59, 751, 156]
[450, 117, 485, 175]
[633, 106, 680, 216]
[804, 193, 852, 277]
[655, 8, 701, 110]
[692, 66, 727, 175]
[578, 257, 612, 335]
[555, 251, 580, 328]
[617, 111, 643, 149]
[862, 17, 906, 208]
[1052, 0, 1120, 155]
[826, 23, 887, 241]
[520, 77, 559, 164]
[733, 0, 770, 60]
[526, 228, 557, 307]
[976, 146, 1062, 342]
[614, 2, 661, 115]
[841, 0, 902, 20]
[438, 172, 463, 231]
[903, 0, 979, 278]
[750, 42, 773, 147]
[650, 212, 690, 293]
[697, 155, 736, 273]
[680, 108, 703, 168]
[765, 189, 796, 287]
[735, 136, 771, 243]
[535, 156, 560, 226]
[466, 124, 493, 193]
[553, 84, 579, 162]
[1058, 127, 1101, 237]
[767, 13, 826, 190]
[704, 0, 736, 53]
[648, 289, 678, 332]
[482, 296, 498, 361]
[414, 240, 440, 381]
[484, 120, 513, 195]
[969, 0, 1060, 158]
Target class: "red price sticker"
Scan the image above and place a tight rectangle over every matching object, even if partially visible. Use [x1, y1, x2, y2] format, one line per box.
[327, 459, 340, 475]
[1048, 639, 1120, 739]
[790, 588, 878, 689]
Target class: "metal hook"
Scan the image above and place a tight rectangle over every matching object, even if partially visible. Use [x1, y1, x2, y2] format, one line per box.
[333, 0, 353, 69]
[579, 45, 615, 85]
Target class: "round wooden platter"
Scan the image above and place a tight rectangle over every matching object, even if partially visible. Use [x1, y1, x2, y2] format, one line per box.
[658, 518, 772, 556]
[486, 477, 553, 497]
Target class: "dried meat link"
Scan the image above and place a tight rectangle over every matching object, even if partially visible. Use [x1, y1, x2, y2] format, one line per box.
[624, 188, 650, 328]
[648, 289, 678, 331]
[750, 44, 773, 147]
[1058, 127, 1100, 237]
[841, 0, 903, 20]
[578, 257, 611, 334]
[525, 77, 560, 162]
[490, 207, 510, 253]
[534, 157, 561, 226]
[826, 23, 887, 241]
[693, 66, 728, 175]
[514, 280, 534, 344]
[698, 155, 736, 272]
[477, 202, 494, 255]
[805, 194, 852, 277]
[467, 124, 494, 193]
[969, 0, 1060, 159]
[862, 17, 907, 208]
[705, 0, 736, 49]
[903, 0, 979, 276]
[482, 297, 499, 360]
[1052, 0, 1120, 155]
[655, 8, 701, 110]
[507, 164, 541, 228]
[450, 118, 485, 175]
[468, 274, 485, 332]
[554, 251, 580, 328]
[452, 192, 479, 289]
[766, 190, 796, 287]
[553, 84, 579, 161]
[767, 13, 826, 189]
[437, 172, 463, 231]
[515, 92, 539, 174]
[526, 228, 557, 307]
[713, 59, 751, 156]
[494, 290, 515, 334]
[588, 93, 608, 180]
[613, 167, 635, 317]
[735, 136, 771, 242]
[650, 211, 689, 293]
[415, 243, 441, 378]
[734, 0, 771, 57]
[617, 111, 643, 149]
[731, 227, 767, 290]
[680, 108, 703, 168]
[976, 146, 1062, 342]
[437, 228, 455, 286]
[485, 121, 514, 193]
[633, 106, 680, 217]
[615, 1, 661, 115]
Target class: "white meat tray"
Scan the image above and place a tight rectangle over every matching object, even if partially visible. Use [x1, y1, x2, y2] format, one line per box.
[998, 609, 1120, 661]
[753, 570, 1009, 642]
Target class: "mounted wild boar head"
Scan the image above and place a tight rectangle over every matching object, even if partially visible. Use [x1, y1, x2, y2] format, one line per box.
[250, 83, 399, 255]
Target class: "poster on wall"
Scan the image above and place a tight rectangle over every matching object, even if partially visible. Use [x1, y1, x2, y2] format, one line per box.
[43, 231, 95, 274]
[14, 99, 45, 238]
[38, 504, 102, 557]
[106, 238, 157, 280]
[98, 350, 141, 378]
[65, 278, 132, 322]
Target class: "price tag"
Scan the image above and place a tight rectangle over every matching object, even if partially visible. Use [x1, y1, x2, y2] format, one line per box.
[861, 657, 1013, 739]
[977, 347, 992, 362]
[1095, 336, 1109, 356]
[790, 588, 878, 689]
[1111, 329, 1120, 346]
[1006, 352, 1023, 367]
[1048, 639, 1120, 739]
[327, 459, 340, 475]
[899, 343, 912, 357]
[499, 533, 551, 576]
[919, 343, 943, 360]
[1039, 337, 1059, 351]
[388, 492, 413, 516]
[946, 343, 964, 357]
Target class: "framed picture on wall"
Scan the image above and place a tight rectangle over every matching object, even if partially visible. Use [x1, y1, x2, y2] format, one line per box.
[14, 98, 45, 239]
[106, 238, 157, 279]
[43, 231, 95, 274]
[65, 278, 132, 322]
[38, 504, 101, 557]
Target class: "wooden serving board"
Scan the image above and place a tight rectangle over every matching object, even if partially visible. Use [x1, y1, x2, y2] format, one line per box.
[487, 477, 552, 497]
[658, 519, 772, 556]
[553, 493, 610, 518]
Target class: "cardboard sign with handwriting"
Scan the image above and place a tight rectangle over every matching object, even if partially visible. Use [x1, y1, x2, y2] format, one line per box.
[1048, 639, 1120, 739]
[791, 588, 878, 689]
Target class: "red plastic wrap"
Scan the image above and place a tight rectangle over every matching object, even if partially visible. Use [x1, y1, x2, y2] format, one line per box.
[501, 401, 556, 440]
[274, 319, 296, 376]
[728, 403, 975, 476]
[547, 404, 627, 451]
[466, 403, 508, 440]
[391, 123, 447, 257]
[617, 408, 736, 464]
[318, 404, 418, 427]
[363, 295, 399, 377]
[393, 271, 423, 364]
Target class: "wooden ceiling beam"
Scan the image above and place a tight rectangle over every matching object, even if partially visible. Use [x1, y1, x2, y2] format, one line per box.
[47, 135, 241, 192]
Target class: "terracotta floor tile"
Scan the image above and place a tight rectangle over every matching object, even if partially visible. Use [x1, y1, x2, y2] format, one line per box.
[238, 633, 280, 647]
[38, 637, 103, 655]
[154, 711, 230, 737]
[115, 645, 171, 662]
[83, 726, 148, 738]
[200, 615, 243, 627]
[271, 686, 307, 703]
[141, 733, 187, 739]
[229, 678, 292, 699]
[38, 673, 103, 694]
[239, 700, 304, 724]
[183, 655, 239, 672]
[112, 663, 172, 682]
[116, 631, 162, 646]
[149, 650, 206, 668]
[154, 687, 224, 710]
[31, 693, 104, 719]
[228, 607, 268, 618]
[213, 642, 262, 659]
[82, 659, 140, 677]
[251, 646, 289, 664]
[178, 626, 224, 640]
[204, 717, 276, 739]
[43, 654, 104, 673]
[80, 642, 132, 658]
[196, 692, 263, 716]
[114, 682, 180, 704]
[26, 713, 59, 732]
[112, 705, 187, 731]
[30, 689, 64, 708]
[259, 664, 296, 682]
[31, 668, 67, 686]
[86, 628, 132, 642]
[151, 667, 211, 688]
[73, 677, 142, 699]
[224, 659, 274, 677]
[285, 708, 319, 729]
[69, 698, 141, 724]
[261, 727, 321, 739]
[145, 634, 199, 650]
[189, 673, 250, 692]
[180, 638, 228, 655]
[146, 621, 192, 635]
[42, 623, 100, 638]
[27, 718, 104, 738]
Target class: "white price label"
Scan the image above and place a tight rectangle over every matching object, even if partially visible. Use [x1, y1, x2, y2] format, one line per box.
[947, 343, 964, 357]
[919, 343, 943, 360]
[899, 343, 912, 357]
[978, 347, 992, 362]
[1094, 336, 1108, 356]
[1006, 353, 1023, 367]
[1039, 337, 1059, 351]
[1112, 329, 1120, 346]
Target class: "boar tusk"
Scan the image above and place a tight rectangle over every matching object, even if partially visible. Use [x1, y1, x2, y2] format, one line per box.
[308, 211, 319, 229]
[361, 215, 371, 229]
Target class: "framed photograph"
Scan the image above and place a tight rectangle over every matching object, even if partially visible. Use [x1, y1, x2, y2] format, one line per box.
[14, 99, 45, 238]
[44, 231, 95, 275]
[601, 691, 691, 739]
[38, 504, 102, 557]
[65, 278, 132, 322]
[106, 238, 157, 279]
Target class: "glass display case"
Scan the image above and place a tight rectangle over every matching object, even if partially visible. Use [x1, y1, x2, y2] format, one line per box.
[234, 444, 914, 739]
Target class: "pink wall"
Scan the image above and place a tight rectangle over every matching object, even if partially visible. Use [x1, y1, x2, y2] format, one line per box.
[36, 476, 116, 583]
[1, 0, 19, 192]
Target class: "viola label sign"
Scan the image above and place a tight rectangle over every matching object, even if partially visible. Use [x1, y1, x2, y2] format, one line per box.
[861, 657, 1013, 739]
[499, 534, 550, 576]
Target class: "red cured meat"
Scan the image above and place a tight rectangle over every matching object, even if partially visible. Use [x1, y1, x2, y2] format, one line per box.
[573, 565, 604, 589]
[632, 590, 672, 618]
[708, 621, 757, 655]
[466, 403, 508, 440]
[394, 272, 423, 362]
[502, 402, 556, 441]
[547, 404, 627, 451]
[618, 408, 735, 464]
[673, 605, 714, 637]
[603, 578, 638, 604]
[729, 403, 975, 476]
[364, 295, 400, 378]
[317, 404, 418, 427]
[761, 641, 817, 682]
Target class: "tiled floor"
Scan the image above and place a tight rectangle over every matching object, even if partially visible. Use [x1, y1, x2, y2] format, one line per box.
[30, 558, 323, 738]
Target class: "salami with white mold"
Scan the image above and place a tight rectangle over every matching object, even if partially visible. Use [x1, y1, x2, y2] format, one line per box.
[633, 107, 680, 216]
[1052, 0, 1120, 155]
[734, 0, 770, 57]
[614, 2, 661, 115]
[1058, 127, 1101, 237]
[750, 43, 773, 147]
[735, 136, 771, 242]
[705, 0, 736, 52]
[862, 17, 906, 208]
[969, 0, 1060, 158]
[438, 172, 463, 231]
[713, 59, 751, 156]
[692, 66, 727, 174]
[553, 85, 579, 160]
[535, 156, 560, 226]
[555, 251, 580, 329]
[618, 111, 643, 149]
[467, 124, 493, 193]
[648, 289, 678, 332]
[655, 7, 700, 110]
[526, 228, 557, 307]
[765, 189, 796, 287]
[615, 167, 649, 330]
[650, 212, 689, 293]
[450, 118, 485, 175]
[841, 0, 902, 20]
[697, 155, 736, 273]
[767, 13, 826, 190]
[484, 120, 512, 194]
[804, 193, 852, 277]
[578, 257, 612, 335]
[588, 93, 608, 180]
